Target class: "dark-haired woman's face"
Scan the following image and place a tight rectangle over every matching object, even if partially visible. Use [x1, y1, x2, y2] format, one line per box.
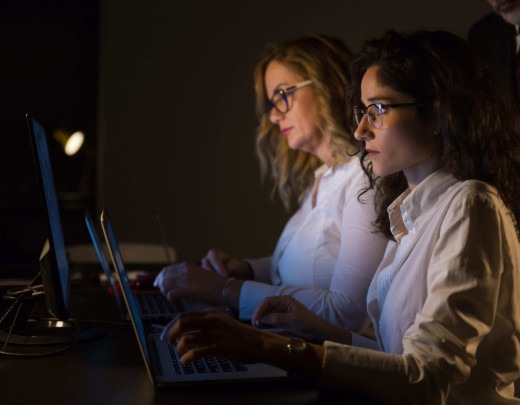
[354, 66, 440, 189]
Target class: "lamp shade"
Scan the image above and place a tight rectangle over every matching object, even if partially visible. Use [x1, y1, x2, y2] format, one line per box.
[53, 129, 85, 156]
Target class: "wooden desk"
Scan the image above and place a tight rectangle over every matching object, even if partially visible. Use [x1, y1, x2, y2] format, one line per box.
[0, 278, 381, 405]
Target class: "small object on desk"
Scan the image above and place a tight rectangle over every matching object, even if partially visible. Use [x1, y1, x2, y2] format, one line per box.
[133, 274, 156, 290]
[101, 271, 158, 294]
[99, 270, 153, 284]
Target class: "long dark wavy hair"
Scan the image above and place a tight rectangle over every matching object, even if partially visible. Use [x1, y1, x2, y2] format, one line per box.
[351, 30, 520, 240]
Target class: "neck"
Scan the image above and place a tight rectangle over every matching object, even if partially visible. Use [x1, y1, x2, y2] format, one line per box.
[318, 149, 334, 166]
[404, 154, 442, 191]
[315, 131, 335, 166]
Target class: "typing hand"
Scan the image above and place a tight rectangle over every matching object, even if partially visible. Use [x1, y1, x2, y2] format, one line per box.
[200, 249, 252, 279]
[252, 296, 350, 343]
[161, 308, 285, 366]
[153, 261, 226, 304]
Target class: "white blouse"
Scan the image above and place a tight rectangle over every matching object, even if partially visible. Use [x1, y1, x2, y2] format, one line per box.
[239, 158, 388, 331]
[322, 169, 520, 404]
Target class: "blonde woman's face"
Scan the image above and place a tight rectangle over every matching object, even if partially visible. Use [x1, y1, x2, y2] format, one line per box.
[264, 61, 330, 162]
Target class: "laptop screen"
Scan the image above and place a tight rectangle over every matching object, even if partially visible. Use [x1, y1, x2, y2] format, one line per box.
[84, 211, 124, 313]
[100, 209, 152, 365]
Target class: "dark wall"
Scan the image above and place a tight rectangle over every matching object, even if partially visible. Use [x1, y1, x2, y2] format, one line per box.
[99, 0, 490, 261]
[0, 1, 99, 262]
[0, 1, 99, 185]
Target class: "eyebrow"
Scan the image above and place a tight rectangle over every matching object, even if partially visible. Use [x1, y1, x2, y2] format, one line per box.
[273, 82, 290, 90]
[363, 95, 401, 104]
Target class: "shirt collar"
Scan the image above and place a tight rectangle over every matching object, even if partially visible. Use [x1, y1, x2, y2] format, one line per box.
[387, 168, 457, 243]
[314, 161, 347, 180]
[314, 164, 330, 179]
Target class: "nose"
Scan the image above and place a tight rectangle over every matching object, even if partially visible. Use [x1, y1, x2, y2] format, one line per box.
[268, 107, 284, 124]
[353, 115, 372, 142]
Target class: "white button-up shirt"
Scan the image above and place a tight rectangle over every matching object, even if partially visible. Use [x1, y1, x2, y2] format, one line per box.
[322, 168, 520, 404]
[239, 158, 388, 331]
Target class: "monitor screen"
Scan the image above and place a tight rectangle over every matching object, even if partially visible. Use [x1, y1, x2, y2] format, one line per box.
[26, 114, 70, 320]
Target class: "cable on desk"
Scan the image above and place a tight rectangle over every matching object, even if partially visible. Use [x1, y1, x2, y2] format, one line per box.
[1, 270, 43, 350]
[0, 271, 82, 359]
[1, 295, 25, 352]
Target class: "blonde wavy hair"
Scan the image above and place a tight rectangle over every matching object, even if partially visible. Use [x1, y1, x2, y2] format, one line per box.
[253, 34, 358, 210]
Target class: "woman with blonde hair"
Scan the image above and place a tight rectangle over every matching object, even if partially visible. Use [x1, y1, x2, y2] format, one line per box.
[155, 35, 387, 331]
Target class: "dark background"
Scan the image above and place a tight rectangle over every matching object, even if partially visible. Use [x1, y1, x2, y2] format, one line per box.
[1, 0, 490, 268]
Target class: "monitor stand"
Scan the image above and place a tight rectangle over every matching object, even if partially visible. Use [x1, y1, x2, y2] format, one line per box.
[0, 289, 104, 346]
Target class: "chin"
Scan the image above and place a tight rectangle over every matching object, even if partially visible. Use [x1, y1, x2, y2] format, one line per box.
[370, 165, 385, 177]
[371, 166, 398, 178]
[287, 140, 304, 151]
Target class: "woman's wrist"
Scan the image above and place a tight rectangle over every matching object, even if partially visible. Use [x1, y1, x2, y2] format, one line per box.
[221, 277, 244, 313]
[230, 260, 254, 280]
[261, 333, 324, 378]
[315, 319, 353, 345]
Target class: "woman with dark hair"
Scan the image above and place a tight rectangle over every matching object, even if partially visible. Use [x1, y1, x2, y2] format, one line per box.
[161, 30, 520, 404]
[154, 35, 387, 331]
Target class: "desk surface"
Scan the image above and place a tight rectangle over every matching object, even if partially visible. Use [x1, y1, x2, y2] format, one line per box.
[0, 274, 381, 405]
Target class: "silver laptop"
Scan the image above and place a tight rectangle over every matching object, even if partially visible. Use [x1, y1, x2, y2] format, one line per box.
[100, 208, 289, 386]
[84, 211, 180, 321]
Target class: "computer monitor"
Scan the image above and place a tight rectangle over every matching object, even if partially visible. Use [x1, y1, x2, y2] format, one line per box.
[0, 115, 81, 345]
[26, 114, 70, 320]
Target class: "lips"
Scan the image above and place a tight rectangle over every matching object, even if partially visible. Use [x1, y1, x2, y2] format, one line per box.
[366, 148, 379, 158]
[281, 127, 291, 136]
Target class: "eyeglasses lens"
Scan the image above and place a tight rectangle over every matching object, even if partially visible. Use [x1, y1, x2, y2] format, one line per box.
[367, 105, 383, 128]
[366, 106, 376, 127]
[270, 90, 288, 114]
[353, 105, 383, 128]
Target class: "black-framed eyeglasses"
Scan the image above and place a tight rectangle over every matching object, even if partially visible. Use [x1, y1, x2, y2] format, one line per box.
[265, 80, 313, 117]
[353, 102, 424, 129]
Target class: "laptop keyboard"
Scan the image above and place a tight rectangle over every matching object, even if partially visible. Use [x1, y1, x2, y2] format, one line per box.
[137, 293, 179, 318]
[167, 341, 248, 375]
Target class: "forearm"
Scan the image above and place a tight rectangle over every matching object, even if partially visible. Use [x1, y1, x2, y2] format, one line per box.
[222, 278, 244, 310]
[231, 260, 254, 280]
[312, 318, 352, 345]
[242, 282, 367, 331]
[322, 342, 442, 403]
[261, 332, 324, 379]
